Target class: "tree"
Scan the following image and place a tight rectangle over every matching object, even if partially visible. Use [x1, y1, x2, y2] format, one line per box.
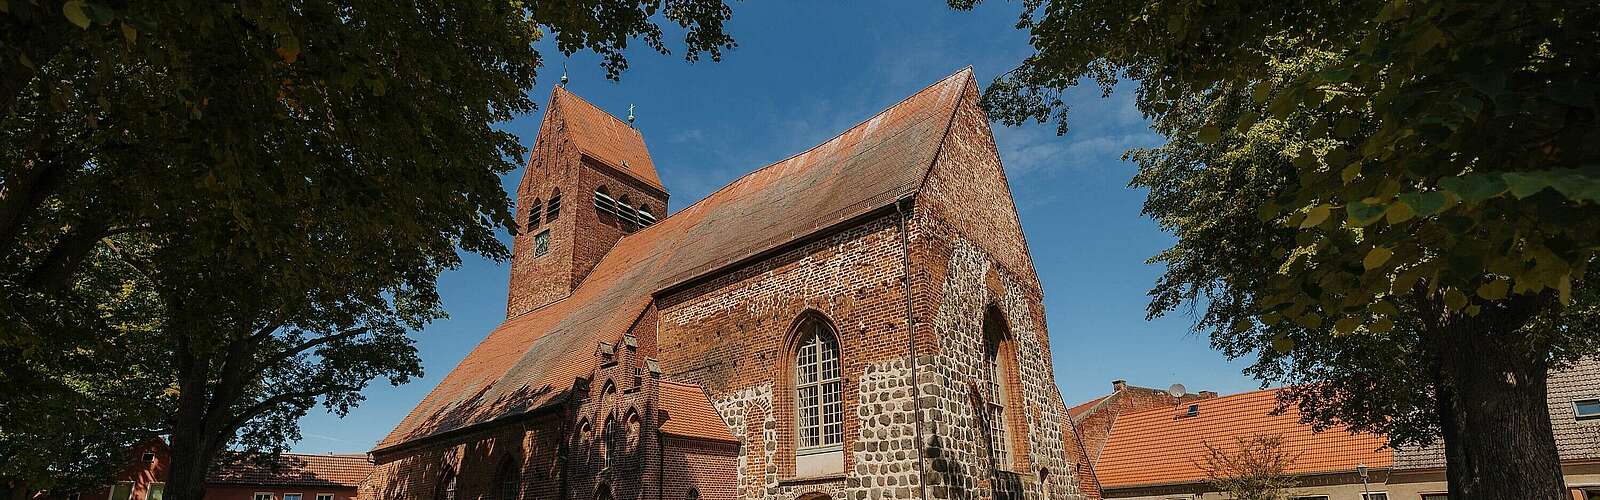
[1197, 434, 1300, 500]
[961, 0, 1600, 498]
[1, 0, 735, 498]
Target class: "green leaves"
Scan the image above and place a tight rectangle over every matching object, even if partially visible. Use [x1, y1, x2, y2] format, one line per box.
[1300, 205, 1332, 228]
[1346, 201, 1386, 226]
[1364, 247, 1393, 270]
[62, 1, 90, 29]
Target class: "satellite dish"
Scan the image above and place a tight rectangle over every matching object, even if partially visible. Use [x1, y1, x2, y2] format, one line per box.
[1167, 384, 1188, 398]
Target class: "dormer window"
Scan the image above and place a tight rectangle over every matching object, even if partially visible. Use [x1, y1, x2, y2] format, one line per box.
[1576, 399, 1600, 419]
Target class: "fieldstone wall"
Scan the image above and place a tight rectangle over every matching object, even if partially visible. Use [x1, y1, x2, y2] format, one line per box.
[918, 239, 1082, 500]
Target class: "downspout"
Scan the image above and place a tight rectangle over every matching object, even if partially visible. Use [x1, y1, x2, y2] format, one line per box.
[897, 198, 931, 500]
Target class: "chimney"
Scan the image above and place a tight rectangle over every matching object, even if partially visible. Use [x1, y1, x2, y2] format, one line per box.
[1112, 379, 1127, 392]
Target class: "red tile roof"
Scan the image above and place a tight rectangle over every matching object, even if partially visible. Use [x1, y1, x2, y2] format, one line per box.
[207, 453, 373, 488]
[1094, 389, 1391, 489]
[550, 86, 664, 191]
[658, 380, 736, 442]
[375, 67, 976, 451]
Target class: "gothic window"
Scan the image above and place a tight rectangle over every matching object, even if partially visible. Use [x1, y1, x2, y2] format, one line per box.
[685, 489, 699, 500]
[984, 306, 1015, 470]
[795, 317, 843, 450]
[617, 195, 637, 232]
[528, 198, 542, 229]
[546, 189, 561, 221]
[636, 204, 656, 227]
[602, 414, 619, 468]
[435, 467, 457, 500]
[578, 418, 593, 455]
[492, 457, 520, 500]
[625, 409, 642, 453]
[534, 230, 550, 257]
[594, 187, 618, 219]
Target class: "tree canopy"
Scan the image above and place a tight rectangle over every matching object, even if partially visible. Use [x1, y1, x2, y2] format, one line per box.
[965, 0, 1600, 497]
[1, 0, 735, 494]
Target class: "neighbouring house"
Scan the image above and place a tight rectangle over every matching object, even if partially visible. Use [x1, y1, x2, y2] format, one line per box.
[1062, 381, 1217, 499]
[1076, 358, 1600, 500]
[35, 439, 173, 500]
[205, 453, 373, 500]
[1083, 388, 1390, 500]
[363, 67, 1086, 500]
[34, 440, 371, 500]
[1386, 359, 1600, 500]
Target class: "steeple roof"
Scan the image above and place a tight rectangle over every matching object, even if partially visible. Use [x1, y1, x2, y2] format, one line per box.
[375, 67, 975, 452]
[549, 86, 665, 191]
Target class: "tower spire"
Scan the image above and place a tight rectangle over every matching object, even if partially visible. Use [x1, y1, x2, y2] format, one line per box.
[559, 62, 569, 85]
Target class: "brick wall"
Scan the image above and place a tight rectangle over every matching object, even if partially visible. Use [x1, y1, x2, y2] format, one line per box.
[508, 108, 580, 318]
[506, 104, 668, 319]
[654, 209, 928, 500]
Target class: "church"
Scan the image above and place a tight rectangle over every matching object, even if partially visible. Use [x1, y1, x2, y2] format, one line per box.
[361, 68, 1086, 500]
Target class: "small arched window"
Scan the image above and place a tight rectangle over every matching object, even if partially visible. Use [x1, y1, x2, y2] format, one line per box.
[492, 457, 520, 500]
[546, 189, 562, 221]
[625, 409, 642, 452]
[983, 306, 1015, 469]
[617, 195, 637, 232]
[685, 488, 699, 500]
[594, 187, 618, 219]
[578, 418, 593, 454]
[794, 316, 843, 450]
[528, 198, 542, 229]
[435, 467, 457, 500]
[636, 204, 656, 227]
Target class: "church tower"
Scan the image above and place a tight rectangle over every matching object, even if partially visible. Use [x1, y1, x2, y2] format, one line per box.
[506, 86, 669, 318]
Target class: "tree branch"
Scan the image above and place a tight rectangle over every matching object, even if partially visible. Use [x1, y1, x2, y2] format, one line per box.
[221, 384, 358, 435]
[248, 326, 371, 380]
[24, 219, 111, 294]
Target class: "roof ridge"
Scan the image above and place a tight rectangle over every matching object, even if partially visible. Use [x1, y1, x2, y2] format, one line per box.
[1114, 386, 1286, 420]
[637, 67, 973, 224]
[552, 85, 639, 133]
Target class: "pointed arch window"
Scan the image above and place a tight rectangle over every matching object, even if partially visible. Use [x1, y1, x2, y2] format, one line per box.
[602, 413, 619, 468]
[594, 187, 618, 219]
[528, 198, 542, 229]
[795, 317, 843, 450]
[983, 306, 1015, 470]
[492, 457, 520, 500]
[617, 195, 638, 232]
[434, 467, 457, 500]
[546, 189, 561, 222]
[636, 204, 656, 227]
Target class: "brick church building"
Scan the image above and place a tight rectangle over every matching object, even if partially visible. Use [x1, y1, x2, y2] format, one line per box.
[361, 68, 1085, 500]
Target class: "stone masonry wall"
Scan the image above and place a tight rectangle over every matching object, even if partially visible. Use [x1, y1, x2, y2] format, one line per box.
[910, 77, 1082, 500]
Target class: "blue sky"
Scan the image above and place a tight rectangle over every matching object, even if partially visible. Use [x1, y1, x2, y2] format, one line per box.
[291, 1, 1261, 452]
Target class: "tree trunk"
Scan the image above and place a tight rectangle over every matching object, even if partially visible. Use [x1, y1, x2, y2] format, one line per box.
[1433, 297, 1566, 500]
[166, 339, 220, 500]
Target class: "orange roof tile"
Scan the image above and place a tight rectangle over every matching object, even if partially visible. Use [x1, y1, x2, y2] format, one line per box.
[375, 67, 975, 451]
[658, 380, 736, 442]
[551, 86, 664, 191]
[1094, 389, 1391, 489]
[207, 453, 373, 488]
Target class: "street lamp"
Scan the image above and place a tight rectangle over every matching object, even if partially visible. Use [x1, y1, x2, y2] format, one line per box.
[1357, 462, 1371, 499]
